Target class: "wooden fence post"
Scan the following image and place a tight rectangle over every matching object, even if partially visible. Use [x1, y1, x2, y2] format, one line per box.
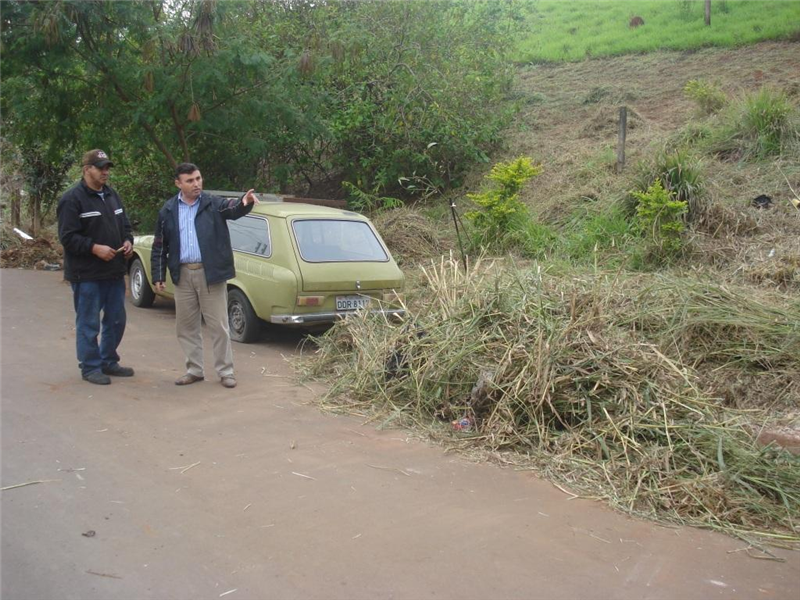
[616, 106, 627, 174]
[705, 0, 711, 26]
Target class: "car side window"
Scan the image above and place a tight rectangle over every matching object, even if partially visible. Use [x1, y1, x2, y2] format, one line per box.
[228, 216, 271, 257]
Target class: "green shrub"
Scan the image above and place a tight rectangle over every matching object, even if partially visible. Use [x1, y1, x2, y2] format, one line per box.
[629, 151, 704, 223]
[633, 178, 687, 263]
[684, 79, 727, 115]
[632, 150, 704, 222]
[465, 157, 542, 251]
[710, 87, 798, 160]
[740, 87, 796, 158]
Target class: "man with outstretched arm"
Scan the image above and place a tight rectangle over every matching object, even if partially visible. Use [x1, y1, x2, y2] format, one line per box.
[151, 163, 258, 388]
[57, 149, 134, 385]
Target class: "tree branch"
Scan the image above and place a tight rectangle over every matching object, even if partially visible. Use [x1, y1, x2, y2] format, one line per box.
[170, 101, 191, 162]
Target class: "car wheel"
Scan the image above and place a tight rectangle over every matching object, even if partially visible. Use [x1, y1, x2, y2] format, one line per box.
[129, 257, 156, 308]
[228, 288, 260, 343]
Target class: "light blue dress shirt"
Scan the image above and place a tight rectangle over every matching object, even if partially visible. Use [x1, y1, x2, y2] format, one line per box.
[178, 193, 202, 264]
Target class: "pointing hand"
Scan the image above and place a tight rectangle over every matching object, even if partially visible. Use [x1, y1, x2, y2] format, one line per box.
[242, 189, 260, 206]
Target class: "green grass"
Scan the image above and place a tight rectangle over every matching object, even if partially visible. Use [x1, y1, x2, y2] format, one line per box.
[515, 0, 800, 63]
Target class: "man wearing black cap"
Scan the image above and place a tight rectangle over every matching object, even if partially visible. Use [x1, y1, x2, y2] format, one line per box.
[57, 149, 135, 385]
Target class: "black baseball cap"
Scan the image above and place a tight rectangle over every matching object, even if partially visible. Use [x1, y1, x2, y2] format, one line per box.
[82, 149, 114, 168]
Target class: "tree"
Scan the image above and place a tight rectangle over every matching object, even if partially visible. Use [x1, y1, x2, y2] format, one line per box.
[2, 0, 523, 220]
[280, 0, 523, 196]
[1, 2, 87, 234]
[2, 0, 297, 224]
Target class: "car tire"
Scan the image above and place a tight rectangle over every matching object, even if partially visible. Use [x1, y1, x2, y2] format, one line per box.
[228, 288, 260, 343]
[129, 257, 156, 308]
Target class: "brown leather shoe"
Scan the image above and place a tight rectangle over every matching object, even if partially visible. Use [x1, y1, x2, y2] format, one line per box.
[221, 376, 237, 388]
[175, 373, 204, 386]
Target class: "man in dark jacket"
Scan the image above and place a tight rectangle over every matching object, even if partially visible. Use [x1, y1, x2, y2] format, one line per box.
[151, 163, 258, 388]
[57, 149, 134, 385]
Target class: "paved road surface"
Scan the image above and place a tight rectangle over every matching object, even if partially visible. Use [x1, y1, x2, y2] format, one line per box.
[2, 269, 798, 600]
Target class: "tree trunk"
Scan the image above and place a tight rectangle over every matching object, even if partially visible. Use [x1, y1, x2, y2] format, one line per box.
[10, 190, 21, 228]
[29, 194, 42, 236]
[705, 0, 711, 26]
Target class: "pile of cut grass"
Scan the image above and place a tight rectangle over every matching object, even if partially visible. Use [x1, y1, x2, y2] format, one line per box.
[301, 258, 800, 548]
[372, 207, 451, 266]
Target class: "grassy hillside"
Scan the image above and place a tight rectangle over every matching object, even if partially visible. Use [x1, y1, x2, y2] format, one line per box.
[504, 41, 799, 276]
[515, 0, 800, 63]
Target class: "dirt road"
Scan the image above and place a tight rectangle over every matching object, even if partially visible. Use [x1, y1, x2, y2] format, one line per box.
[1, 269, 797, 600]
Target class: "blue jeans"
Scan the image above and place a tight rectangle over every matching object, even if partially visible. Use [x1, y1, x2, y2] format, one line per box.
[71, 278, 127, 376]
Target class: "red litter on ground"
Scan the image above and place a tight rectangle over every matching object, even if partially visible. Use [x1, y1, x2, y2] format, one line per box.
[452, 417, 472, 431]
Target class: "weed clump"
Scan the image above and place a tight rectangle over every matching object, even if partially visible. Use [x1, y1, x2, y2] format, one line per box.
[684, 79, 727, 115]
[710, 87, 799, 160]
[631, 149, 705, 223]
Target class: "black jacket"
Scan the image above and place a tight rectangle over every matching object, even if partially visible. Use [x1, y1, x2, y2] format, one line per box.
[57, 179, 133, 283]
[151, 192, 253, 286]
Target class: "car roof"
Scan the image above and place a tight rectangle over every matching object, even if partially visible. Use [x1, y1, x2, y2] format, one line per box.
[206, 190, 365, 221]
[249, 202, 367, 220]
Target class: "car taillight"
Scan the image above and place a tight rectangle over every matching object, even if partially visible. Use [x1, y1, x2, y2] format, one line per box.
[296, 295, 325, 306]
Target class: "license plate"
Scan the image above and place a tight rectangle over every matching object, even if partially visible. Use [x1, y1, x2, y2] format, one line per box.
[336, 295, 370, 311]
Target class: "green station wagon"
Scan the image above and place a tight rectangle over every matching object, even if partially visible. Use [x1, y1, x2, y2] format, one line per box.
[127, 194, 405, 342]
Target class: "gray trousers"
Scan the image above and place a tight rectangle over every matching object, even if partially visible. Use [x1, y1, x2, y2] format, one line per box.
[174, 265, 234, 379]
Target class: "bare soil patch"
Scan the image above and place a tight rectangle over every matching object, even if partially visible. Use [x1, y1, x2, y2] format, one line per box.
[0, 231, 63, 270]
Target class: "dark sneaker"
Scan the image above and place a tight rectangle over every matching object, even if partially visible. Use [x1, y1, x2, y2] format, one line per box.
[175, 373, 204, 386]
[102, 364, 135, 377]
[221, 376, 237, 388]
[83, 371, 111, 385]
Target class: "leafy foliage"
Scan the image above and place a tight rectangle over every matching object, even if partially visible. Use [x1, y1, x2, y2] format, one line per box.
[342, 182, 402, 214]
[632, 178, 687, 262]
[314, 1, 520, 197]
[1, 0, 522, 231]
[465, 157, 542, 251]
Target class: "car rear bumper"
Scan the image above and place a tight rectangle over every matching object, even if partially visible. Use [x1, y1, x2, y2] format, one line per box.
[270, 308, 406, 325]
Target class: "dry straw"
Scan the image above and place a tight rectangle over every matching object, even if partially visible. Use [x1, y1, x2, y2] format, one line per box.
[301, 257, 800, 548]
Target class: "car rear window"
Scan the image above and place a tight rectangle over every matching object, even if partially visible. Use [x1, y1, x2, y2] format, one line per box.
[228, 216, 271, 257]
[292, 219, 388, 262]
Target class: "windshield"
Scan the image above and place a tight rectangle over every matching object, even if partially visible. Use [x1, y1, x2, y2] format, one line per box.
[292, 219, 388, 263]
